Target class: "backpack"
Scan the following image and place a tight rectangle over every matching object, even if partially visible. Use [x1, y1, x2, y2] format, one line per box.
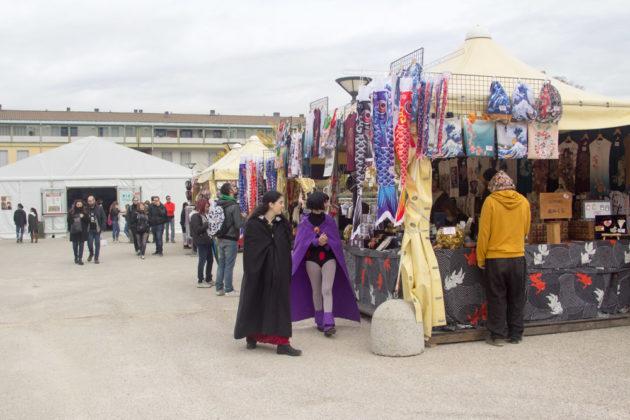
[136, 213, 149, 234]
[487, 81, 511, 117]
[207, 202, 226, 237]
[215, 202, 238, 238]
[70, 216, 83, 234]
[536, 81, 563, 123]
[511, 82, 537, 121]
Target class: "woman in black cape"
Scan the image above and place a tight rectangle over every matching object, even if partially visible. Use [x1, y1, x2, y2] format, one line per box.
[234, 191, 302, 356]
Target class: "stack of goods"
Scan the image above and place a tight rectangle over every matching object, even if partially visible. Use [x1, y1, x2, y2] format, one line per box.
[568, 220, 596, 241]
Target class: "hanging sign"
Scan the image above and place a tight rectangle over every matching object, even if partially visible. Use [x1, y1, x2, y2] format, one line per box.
[540, 192, 573, 220]
[43, 191, 63, 214]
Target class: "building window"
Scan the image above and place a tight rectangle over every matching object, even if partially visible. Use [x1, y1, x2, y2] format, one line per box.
[180, 129, 192, 138]
[0, 125, 11, 136]
[60, 127, 78, 137]
[97, 127, 108, 137]
[207, 129, 224, 138]
[155, 129, 167, 137]
[161, 151, 173, 162]
[125, 126, 136, 137]
[13, 126, 27, 136]
[180, 151, 192, 165]
[236, 129, 246, 138]
[17, 150, 29, 161]
[0, 150, 7, 167]
[110, 126, 120, 137]
[27, 126, 40, 136]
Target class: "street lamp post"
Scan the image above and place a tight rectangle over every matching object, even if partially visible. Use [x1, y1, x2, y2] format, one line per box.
[335, 76, 372, 102]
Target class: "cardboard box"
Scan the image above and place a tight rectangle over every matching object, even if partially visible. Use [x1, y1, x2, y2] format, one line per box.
[540, 192, 573, 220]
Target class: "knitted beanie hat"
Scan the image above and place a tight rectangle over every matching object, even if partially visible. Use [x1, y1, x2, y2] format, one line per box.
[488, 170, 515, 192]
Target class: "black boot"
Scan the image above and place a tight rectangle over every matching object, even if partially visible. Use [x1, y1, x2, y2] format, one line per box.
[277, 344, 302, 357]
[246, 337, 257, 350]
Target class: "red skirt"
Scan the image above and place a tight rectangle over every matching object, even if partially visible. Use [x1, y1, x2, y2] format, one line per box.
[249, 334, 289, 345]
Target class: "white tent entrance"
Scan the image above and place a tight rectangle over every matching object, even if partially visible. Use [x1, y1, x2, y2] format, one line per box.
[0, 137, 190, 239]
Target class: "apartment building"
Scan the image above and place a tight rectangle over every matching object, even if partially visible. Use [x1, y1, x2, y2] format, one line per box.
[0, 108, 303, 171]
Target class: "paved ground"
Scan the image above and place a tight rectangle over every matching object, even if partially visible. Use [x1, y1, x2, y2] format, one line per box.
[1, 238, 629, 419]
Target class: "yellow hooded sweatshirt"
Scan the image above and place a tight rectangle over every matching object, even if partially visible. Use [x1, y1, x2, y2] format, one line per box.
[476, 190, 531, 268]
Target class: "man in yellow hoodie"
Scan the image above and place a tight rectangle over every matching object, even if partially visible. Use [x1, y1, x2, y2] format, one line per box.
[477, 171, 531, 346]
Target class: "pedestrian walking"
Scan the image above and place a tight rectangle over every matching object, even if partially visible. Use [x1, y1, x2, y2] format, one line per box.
[13, 203, 27, 243]
[180, 201, 189, 248]
[28, 208, 39, 243]
[477, 171, 531, 346]
[189, 198, 215, 288]
[86, 195, 106, 264]
[134, 202, 151, 259]
[164, 195, 176, 243]
[68, 199, 89, 265]
[291, 192, 360, 337]
[215, 183, 243, 297]
[148, 196, 167, 256]
[234, 191, 301, 357]
[128, 198, 140, 253]
[109, 201, 121, 242]
[123, 204, 131, 241]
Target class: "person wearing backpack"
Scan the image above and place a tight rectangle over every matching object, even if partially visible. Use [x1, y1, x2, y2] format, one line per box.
[86, 195, 107, 264]
[68, 199, 89, 265]
[148, 196, 168, 256]
[189, 198, 214, 288]
[13, 203, 27, 243]
[215, 183, 244, 297]
[134, 202, 151, 259]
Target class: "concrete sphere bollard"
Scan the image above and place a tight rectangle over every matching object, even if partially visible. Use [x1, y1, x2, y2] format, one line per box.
[370, 299, 425, 357]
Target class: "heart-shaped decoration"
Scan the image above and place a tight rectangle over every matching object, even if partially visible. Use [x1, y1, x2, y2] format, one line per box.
[603, 220, 613, 228]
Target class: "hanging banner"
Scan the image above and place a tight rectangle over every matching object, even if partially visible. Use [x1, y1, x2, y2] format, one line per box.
[323, 149, 335, 178]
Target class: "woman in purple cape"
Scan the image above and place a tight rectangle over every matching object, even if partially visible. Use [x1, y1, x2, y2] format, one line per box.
[291, 192, 360, 336]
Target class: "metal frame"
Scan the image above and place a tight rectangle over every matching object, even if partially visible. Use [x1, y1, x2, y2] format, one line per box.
[309, 97, 329, 117]
[424, 72, 546, 116]
[389, 47, 424, 75]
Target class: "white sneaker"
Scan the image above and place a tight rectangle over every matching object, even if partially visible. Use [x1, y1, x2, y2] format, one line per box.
[141, 255, 145, 260]
[224, 290, 239, 297]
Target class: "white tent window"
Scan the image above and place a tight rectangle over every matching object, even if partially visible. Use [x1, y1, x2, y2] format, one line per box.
[16, 150, 29, 161]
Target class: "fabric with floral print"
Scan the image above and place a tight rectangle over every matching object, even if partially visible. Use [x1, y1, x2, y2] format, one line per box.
[527, 122, 558, 159]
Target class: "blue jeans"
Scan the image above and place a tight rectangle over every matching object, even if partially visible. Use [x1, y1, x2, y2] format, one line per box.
[216, 239, 238, 292]
[165, 218, 175, 242]
[87, 230, 101, 259]
[112, 220, 120, 241]
[124, 221, 129, 239]
[197, 243, 214, 282]
[151, 224, 164, 253]
[16, 225, 25, 241]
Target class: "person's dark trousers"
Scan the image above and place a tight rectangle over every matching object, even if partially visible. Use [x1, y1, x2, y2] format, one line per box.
[87, 231, 101, 260]
[72, 239, 84, 261]
[130, 228, 139, 252]
[16, 225, 25, 242]
[197, 243, 213, 282]
[152, 224, 164, 254]
[484, 257, 527, 340]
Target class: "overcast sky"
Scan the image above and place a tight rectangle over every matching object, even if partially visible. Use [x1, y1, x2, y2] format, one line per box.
[1, 0, 628, 116]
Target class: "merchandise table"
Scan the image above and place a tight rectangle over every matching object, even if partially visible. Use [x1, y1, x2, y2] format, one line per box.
[346, 241, 630, 328]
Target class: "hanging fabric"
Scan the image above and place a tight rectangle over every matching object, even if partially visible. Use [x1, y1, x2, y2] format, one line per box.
[527, 122, 559, 159]
[609, 129, 626, 192]
[440, 117, 465, 158]
[303, 110, 314, 160]
[496, 122, 528, 159]
[575, 135, 591, 194]
[344, 110, 357, 172]
[351, 86, 372, 238]
[433, 74, 449, 156]
[589, 135, 611, 196]
[394, 77, 413, 224]
[558, 136, 578, 192]
[463, 117, 496, 157]
[312, 108, 322, 158]
[238, 162, 248, 214]
[372, 82, 398, 226]
[487, 81, 512, 121]
[417, 78, 434, 157]
[511, 82, 537, 121]
[535, 81, 563, 123]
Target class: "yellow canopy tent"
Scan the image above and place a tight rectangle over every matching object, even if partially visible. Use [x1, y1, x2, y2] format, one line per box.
[428, 26, 630, 130]
[196, 136, 271, 184]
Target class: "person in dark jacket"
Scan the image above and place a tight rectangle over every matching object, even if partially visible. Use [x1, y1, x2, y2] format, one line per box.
[85, 195, 106, 264]
[189, 198, 214, 288]
[28, 208, 39, 243]
[133, 202, 151, 259]
[68, 199, 89, 265]
[215, 183, 244, 296]
[148, 196, 168, 255]
[127, 198, 140, 253]
[13, 203, 27, 243]
[180, 201, 189, 248]
[109, 201, 121, 242]
[234, 191, 301, 357]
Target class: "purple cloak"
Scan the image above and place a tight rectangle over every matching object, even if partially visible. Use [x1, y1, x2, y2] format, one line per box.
[291, 214, 361, 322]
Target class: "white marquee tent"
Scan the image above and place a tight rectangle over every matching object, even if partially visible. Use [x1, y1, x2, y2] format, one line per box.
[0, 137, 191, 239]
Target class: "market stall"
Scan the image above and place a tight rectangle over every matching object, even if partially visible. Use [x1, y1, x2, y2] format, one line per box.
[273, 28, 630, 340]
